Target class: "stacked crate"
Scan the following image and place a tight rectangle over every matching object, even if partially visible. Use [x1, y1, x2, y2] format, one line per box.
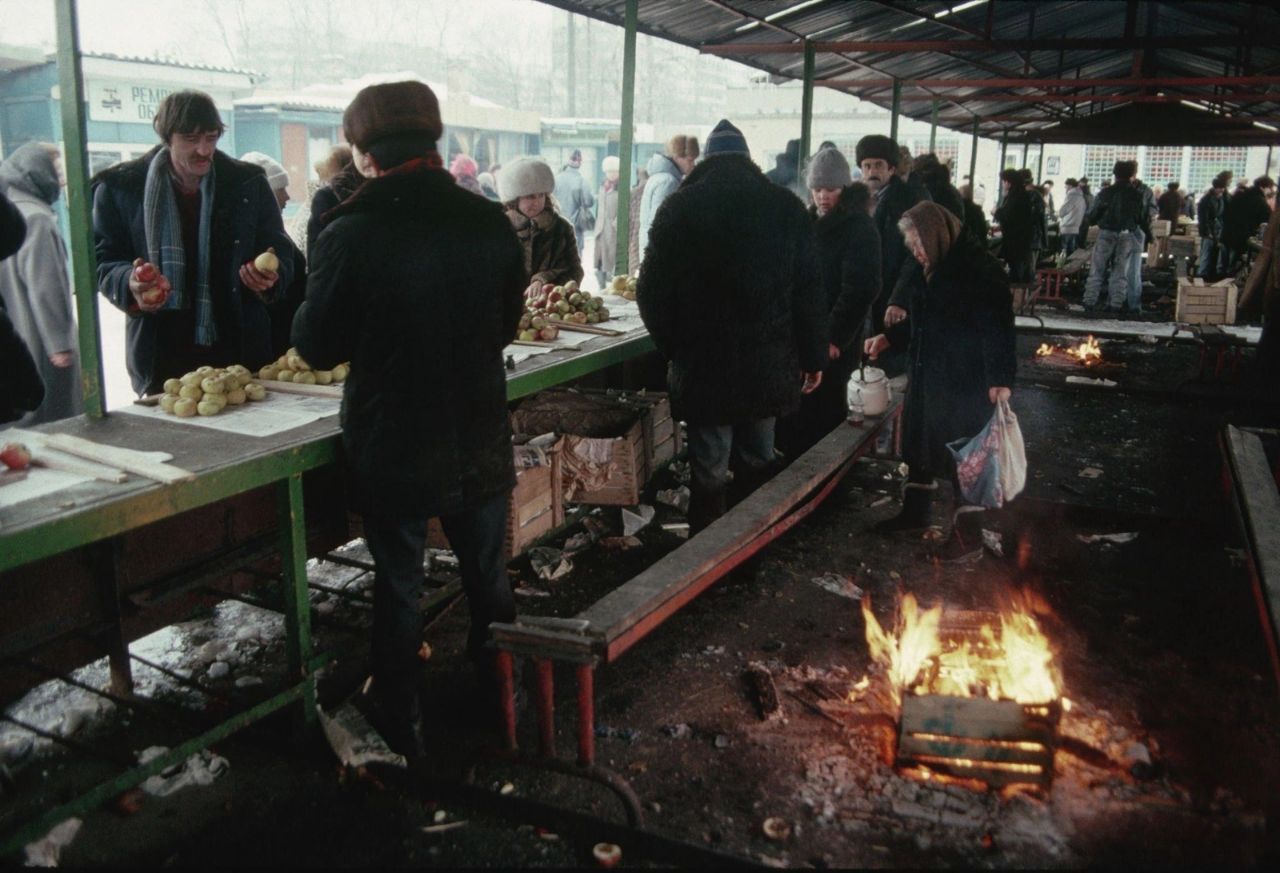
[1175, 277, 1238, 324]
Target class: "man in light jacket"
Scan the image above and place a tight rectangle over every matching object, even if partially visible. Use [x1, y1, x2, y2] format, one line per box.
[1057, 178, 1086, 257]
[553, 149, 594, 256]
[637, 134, 699, 265]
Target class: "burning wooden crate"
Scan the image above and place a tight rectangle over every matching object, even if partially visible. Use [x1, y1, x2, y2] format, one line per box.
[510, 388, 681, 506]
[1176, 277, 1238, 324]
[864, 595, 1063, 789]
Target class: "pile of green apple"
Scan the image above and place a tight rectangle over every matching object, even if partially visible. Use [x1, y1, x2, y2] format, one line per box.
[518, 279, 610, 341]
[159, 364, 266, 417]
[609, 275, 638, 301]
[258, 348, 349, 385]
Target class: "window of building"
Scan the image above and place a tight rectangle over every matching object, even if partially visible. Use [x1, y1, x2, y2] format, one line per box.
[1187, 146, 1248, 194]
[1143, 146, 1183, 187]
[1081, 145, 1138, 183]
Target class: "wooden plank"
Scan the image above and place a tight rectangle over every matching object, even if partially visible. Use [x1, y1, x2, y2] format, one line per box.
[1224, 426, 1280, 687]
[584, 406, 900, 651]
[9, 430, 194, 484]
[257, 379, 344, 399]
[32, 446, 128, 483]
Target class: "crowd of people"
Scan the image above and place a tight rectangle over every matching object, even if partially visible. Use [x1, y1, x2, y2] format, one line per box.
[9, 79, 1280, 759]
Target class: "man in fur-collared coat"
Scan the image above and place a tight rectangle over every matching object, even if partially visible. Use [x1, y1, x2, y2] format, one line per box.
[638, 119, 827, 532]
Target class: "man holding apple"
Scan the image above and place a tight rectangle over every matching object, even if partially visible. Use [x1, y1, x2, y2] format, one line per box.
[92, 90, 296, 395]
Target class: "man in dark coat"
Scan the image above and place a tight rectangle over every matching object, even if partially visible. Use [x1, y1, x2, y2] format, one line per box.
[638, 120, 827, 532]
[1157, 182, 1183, 223]
[857, 134, 927, 369]
[92, 90, 297, 396]
[0, 193, 45, 425]
[553, 149, 595, 256]
[1024, 170, 1047, 270]
[995, 169, 1035, 282]
[306, 154, 366, 261]
[293, 81, 526, 757]
[1222, 176, 1275, 274]
[912, 153, 965, 222]
[765, 138, 806, 202]
[779, 147, 881, 457]
[1196, 178, 1226, 278]
[959, 184, 990, 243]
[867, 202, 1016, 561]
[1080, 160, 1150, 313]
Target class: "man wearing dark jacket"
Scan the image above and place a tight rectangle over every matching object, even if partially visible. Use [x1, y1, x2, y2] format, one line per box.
[293, 81, 526, 756]
[638, 120, 827, 532]
[1157, 182, 1183, 222]
[1, 191, 45, 424]
[995, 169, 1035, 282]
[1080, 160, 1151, 313]
[1196, 179, 1226, 278]
[92, 90, 296, 396]
[857, 134, 927, 349]
[780, 147, 881, 456]
[912, 153, 965, 222]
[765, 138, 805, 202]
[1222, 176, 1275, 274]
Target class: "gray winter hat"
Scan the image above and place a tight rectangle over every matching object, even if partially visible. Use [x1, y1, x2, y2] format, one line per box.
[805, 146, 851, 190]
[498, 156, 555, 202]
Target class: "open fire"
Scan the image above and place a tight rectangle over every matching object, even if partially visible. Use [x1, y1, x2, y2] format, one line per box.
[859, 591, 1065, 788]
[1035, 335, 1103, 366]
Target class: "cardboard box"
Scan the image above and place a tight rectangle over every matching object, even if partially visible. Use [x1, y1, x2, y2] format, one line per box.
[1151, 219, 1172, 238]
[1175, 277, 1238, 324]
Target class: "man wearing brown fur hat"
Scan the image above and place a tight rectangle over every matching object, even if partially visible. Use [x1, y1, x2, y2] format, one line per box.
[293, 80, 526, 758]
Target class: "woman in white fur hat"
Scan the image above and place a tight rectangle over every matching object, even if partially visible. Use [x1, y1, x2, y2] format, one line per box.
[498, 156, 583, 288]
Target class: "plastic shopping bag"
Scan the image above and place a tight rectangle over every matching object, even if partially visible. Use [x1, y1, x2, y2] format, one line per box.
[947, 400, 1027, 509]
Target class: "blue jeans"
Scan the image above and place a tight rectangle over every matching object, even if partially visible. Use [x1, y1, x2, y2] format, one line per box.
[1127, 233, 1144, 312]
[363, 491, 513, 678]
[1198, 236, 1216, 278]
[687, 418, 776, 494]
[1084, 229, 1140, 309]
[1062, 234, 1078, 258]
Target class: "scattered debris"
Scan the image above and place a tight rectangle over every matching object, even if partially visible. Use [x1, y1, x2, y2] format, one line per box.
[24, 818, 82, 867]
[656, 486, 691, 513]
[234, 676, 263, 688]
[1078, 467, 1104, 479]
[662, 723, 692, 739]
[581, 515, 610, 539]
[599, 536, 643, 551]
[621, 504, 656, 536]
[562, 532, 594, 554]
[594, 725, 641, 743]
[922, 527, 945, 542]
[761, 640, 785, 653]
[869, 495, 893, 509]
[137, 746, 229, 797]
[1077, 532, 1139, 545]
[593, 841, 623, 868]
[206, 661, 230, 680]
[1065, 375, 1118, 388]
[418, 642, 433, 662]
[668, 459, 691, 485]
[703, 645, 726, 656]
[1138, 334, 1159, 345]
[745, 662, 783, 721]
[811, 573, 864, 601]
[714, 733, 733, 749]
[320, 704, 406, 770]
[762, 816, 792, 842]
[421, 821, 468, 835]
[499, 782, 515, 795]
[529, 547, 573, 581]
[981, 529, 1004, 557]
[514, 585, 552, 598]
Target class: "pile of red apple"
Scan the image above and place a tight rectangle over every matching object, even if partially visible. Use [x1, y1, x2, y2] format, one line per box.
[518, 280, 611, 342]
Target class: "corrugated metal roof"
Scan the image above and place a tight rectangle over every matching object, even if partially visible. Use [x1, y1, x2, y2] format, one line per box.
[535, 0, 1280, 145]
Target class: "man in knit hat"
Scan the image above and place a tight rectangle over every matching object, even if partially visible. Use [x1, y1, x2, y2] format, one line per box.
[240, 150, 307, 362]
[293, 80, 526, 757]
[856, 134, 928, 353]
[638, 119, 827, 532]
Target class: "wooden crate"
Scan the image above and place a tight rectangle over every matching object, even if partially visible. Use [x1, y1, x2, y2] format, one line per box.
[1151, 219, 1172, 238]
[562, 421, 647, 506]
[426, 437, 564, 560]
[1176, 277, 1238, 324]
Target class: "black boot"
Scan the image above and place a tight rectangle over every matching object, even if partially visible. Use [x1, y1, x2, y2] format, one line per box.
[933, 507, 985, 563]
[369, 675, 427, 761]
[688, 486, 727, 535]
[873, 481, 936, 534]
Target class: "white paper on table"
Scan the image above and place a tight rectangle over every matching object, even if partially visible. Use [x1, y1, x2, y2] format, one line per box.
[116, 392, 339, 437]
[0, 467, 94, 512]
[504, 343, 556, 364]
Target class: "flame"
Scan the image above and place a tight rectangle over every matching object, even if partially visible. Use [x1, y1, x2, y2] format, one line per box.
[862, 591, 1061, 707]
[1035, 335, 1102, 366]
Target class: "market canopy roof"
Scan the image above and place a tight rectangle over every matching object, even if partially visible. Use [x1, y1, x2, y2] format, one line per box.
[535, 0, 1280, 145]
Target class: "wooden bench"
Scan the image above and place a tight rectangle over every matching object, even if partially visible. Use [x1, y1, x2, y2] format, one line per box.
[1220, 425, 1280, 691]
[485, 400, 904, 820]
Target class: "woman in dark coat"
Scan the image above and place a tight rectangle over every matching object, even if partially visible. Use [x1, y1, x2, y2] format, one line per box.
[305, 149, 365, 260]
[865, 201, 1017, 561]
[497, 157, 583, 288]
[779, 147, 881, 457]
[995, 169, 1035, 282]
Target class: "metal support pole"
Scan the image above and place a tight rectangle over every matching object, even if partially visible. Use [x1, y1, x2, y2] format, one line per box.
[890, 78, 901, 143]
[566, 11, 576, 116]
[576, 664, 595, 767]
[534, 658, 556, 757]
[968, 118, 980, 202]
[613, 0, 638, 277]
[496, 650, 518, 751]
[278, 473, 316, 728]
[799, 40, 815, 179]
[998, 134, 1009, 208]
[1021, 142, 1029, 168]
[929, 99, 939, 152]
[1036, 142, 1045, 182]
[54, 0, 105, 417]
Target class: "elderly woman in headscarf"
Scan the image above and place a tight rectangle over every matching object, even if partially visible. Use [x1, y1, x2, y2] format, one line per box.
[0, 142, 82, 424]
[864, 201, 1016, 562]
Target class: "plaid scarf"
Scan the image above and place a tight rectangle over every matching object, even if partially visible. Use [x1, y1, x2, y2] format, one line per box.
[144, 148, 217, 345]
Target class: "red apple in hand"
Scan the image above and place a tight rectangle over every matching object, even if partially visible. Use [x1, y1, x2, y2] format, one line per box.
[1, 442, 32, 471]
